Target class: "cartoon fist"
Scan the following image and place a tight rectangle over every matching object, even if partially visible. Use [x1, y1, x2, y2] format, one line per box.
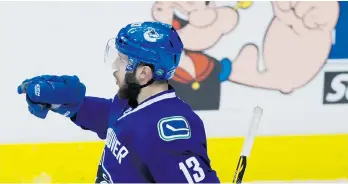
[230, 1, 339, 93]
[272, 1, 338, 33]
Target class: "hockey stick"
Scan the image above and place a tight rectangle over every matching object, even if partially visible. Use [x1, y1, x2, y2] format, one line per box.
[232, 106, 263, 183]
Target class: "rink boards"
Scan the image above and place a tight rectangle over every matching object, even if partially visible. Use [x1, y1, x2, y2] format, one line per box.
[0, 133, 347, 183]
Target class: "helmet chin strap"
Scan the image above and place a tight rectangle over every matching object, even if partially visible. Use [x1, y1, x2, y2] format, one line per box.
[127, 78, 155, 108]
[140, 78, 155, 89]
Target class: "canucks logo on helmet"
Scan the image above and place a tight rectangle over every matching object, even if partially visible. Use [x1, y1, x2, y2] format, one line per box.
[143, 27, 163, 42]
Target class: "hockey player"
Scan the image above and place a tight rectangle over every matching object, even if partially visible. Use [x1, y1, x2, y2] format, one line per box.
[17, 21, 220, 183]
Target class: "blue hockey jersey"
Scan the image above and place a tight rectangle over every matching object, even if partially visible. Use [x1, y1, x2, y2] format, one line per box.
[71, 86, 220, 183]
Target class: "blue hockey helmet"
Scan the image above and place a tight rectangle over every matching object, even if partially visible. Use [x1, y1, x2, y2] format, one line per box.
[104, 21, 184, 81]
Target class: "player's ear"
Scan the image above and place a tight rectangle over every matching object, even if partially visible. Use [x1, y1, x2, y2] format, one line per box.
[137, 65, 153, 85]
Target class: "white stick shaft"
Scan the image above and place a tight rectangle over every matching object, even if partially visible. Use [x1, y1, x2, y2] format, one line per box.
[241, 106, 263, 157]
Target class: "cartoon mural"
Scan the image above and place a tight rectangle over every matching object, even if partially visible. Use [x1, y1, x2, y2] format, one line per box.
[151, 1, 341, 111]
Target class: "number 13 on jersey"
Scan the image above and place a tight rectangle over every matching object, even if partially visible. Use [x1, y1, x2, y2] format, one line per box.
[179, 156, 206, 183]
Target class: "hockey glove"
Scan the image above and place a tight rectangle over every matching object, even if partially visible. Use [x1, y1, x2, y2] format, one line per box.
[18, 75, 86, 119]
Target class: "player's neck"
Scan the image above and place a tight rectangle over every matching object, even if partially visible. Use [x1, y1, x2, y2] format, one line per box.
[137, 84, 169, 104]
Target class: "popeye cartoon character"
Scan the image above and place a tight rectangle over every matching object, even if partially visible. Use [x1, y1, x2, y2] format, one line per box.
[152, 1, 251, 110]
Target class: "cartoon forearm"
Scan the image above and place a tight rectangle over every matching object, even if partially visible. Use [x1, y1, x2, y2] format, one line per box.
[224, 44, 292, 93]
[227, 44, 297, 93]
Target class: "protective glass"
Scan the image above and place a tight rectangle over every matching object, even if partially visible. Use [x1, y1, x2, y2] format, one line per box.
[104, 37, 125, 72]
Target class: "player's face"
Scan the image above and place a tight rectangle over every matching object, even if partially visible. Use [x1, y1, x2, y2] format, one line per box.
[114, 53, 143, 107]
[112, 53, 128, 87]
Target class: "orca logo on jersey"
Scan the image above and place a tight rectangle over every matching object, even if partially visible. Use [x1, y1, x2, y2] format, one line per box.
[157, 116, 191, 141]
[105, 128, 129, 164]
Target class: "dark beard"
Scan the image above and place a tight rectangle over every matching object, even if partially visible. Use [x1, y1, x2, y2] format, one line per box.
[117, 72, 141, 108]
